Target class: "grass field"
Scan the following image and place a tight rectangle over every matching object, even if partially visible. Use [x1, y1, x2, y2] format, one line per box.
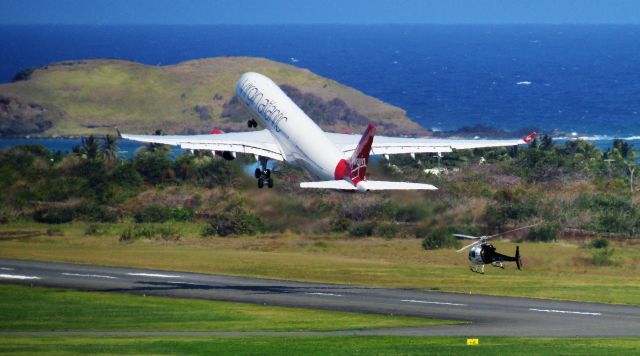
[1, 230, 638, 355]
[0, 336, 638, 355]
[1, 222, 639, 305]
[0, 284, 448, 332]
[0, 284, 635, 354]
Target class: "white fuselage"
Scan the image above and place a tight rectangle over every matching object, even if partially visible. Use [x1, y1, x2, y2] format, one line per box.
[236, 72, 344, 180]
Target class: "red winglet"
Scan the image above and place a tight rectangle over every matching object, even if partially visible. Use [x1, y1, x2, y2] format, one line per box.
[523, 131, 537, 143]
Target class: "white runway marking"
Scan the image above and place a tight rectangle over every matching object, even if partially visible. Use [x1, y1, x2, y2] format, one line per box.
[306, 292, 343, 297]
[61, 273, 117, 279]
[529, 308, 601, 316]
[402, 299, 466, 306]
[0, 274, 40, 280]
[127, 273, 182, 278]
[0, 267, 15, 271]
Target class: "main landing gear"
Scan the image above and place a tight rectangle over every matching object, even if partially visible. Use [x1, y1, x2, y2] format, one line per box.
[247, 119, 258, 128]
[255, 156, 273, 189]
[470, 264, 485, 274]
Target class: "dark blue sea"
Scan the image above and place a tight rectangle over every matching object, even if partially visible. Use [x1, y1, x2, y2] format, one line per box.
[0, 138, 157, 158]
[1, 25, 640, 148]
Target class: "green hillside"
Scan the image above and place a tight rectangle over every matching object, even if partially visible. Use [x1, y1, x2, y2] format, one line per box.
[0, 57, 427, 137]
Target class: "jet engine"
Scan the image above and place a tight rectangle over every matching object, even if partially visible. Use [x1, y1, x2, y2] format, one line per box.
[210, 129, 235, 160]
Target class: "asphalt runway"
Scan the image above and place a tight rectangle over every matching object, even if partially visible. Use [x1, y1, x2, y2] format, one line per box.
[1, 258, 639, 337]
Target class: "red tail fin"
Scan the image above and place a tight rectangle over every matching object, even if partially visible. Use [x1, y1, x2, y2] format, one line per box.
[349, 123, 376, 184]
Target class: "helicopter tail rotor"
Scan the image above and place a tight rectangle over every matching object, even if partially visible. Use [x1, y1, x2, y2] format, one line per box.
[515, 246, 522, 270]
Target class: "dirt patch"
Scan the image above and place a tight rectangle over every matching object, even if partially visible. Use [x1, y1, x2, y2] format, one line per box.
[0, 230, 42, 240]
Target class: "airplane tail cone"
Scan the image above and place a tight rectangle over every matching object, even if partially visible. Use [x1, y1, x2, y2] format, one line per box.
[515, 246, 522, 270]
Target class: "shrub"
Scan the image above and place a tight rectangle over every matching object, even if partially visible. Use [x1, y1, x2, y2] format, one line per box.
[395, 204, 429, 223]
[591, 248, 616, 266]
[485, 190, 539, 230]
[192, 158, 236, 187]
[577, 193, 633, 212]
[374, 223, 399, 239]
[84, 224, 100, 235]
[82, 204, 119, 223]
[0, 208, 11, 224]
[593, 212, 634, 235]
[202, 208, 265, 237]
[134, 151, 172, 185]
[134, 205, 170, 223]
[111, 162, 144, 188]
[157, 226, 181, 240]
[169, 207, 194, 222]
[330, 217, 351, 232]
[134, 206, 194, 223]
[589, 237, 609, 249]
[479, 187, 493, 199]
[119, 224, 181, 242]
[338, 197, 386, 221]
[380, 201, 399, 219]
[417, 226, 460, 250]
[33, 206, 75, 224]
[349, 222, 376, 237]
[525, 224, 559, 242]
[119, 227, 133, 242]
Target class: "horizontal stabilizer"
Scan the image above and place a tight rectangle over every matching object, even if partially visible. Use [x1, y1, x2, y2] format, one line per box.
[300, 180, 437, 191]
[300, 180, 357, 190]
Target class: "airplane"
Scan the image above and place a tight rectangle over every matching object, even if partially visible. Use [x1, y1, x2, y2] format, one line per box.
[120, 72, 536, 192]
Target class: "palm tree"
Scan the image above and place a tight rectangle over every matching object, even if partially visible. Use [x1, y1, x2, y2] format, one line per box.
[613, 139, 635, 160]
[610, 139, 637, 192]
[539, 135, 554, 151]
[101, 134, 119, 162]
[74, 135, 99, 160]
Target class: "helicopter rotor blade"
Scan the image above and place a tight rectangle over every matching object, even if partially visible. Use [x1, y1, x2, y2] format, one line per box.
[489, 223, 541, 238]
[456, 240, 482, 253]
[452, 234, 482, 240]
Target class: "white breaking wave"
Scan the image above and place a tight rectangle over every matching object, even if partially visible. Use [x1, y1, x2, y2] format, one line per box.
[554, 135, 640, 141]
[516, 81, 532, 85]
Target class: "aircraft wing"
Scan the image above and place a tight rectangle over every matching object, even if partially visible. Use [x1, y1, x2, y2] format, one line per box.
[325, 132, 535, 157]
[120, 129, 285, 161]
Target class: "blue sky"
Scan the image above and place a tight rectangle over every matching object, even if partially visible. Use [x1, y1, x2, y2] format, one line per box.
[1, 0, 639, 25]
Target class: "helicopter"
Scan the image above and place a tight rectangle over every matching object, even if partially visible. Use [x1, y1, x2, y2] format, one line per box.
[454, 224, 537, 274]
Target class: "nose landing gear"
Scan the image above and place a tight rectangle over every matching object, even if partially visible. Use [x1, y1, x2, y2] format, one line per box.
[247, 119, 258, 128]
[255, 157, 273, 189]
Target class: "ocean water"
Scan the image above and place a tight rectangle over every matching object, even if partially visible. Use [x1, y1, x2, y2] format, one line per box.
[1, 25, 639, 140]
[0, 138, 183, 158]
